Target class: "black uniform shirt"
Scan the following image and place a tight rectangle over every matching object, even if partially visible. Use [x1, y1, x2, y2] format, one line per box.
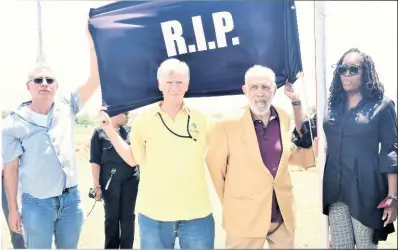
[89, 126, 131, 167]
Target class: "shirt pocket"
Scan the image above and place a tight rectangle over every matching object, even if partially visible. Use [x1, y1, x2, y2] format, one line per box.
[101, 140, 118, 163]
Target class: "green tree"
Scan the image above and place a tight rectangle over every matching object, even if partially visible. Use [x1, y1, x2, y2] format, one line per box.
[308, 105, 316, 116]
[75, 113, 95, 126]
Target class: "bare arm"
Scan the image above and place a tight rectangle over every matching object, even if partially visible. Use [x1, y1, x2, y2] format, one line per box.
[76, 31, 100, 106]
[284, 82, 305, 132]
[89, 129, 102, 187]
[130, 118, 146, 166]
[104, 128, 137, 167]
[292, 102, 305, 133]
[91, 163, 101, 187]
[387, 174, 397, 196]
[3, 158, 19, 212]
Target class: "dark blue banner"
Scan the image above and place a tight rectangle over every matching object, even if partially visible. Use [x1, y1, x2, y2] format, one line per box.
[89, 0, 302, 116]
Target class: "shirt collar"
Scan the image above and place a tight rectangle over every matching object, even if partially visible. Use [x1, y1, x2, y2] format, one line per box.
[251, 106, 278, 123]
[151, 101, 191, 116]
[11, 100, 55, 127]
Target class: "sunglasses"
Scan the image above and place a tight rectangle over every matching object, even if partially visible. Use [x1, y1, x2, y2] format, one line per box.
[336, 64, 361, 76]
[30, 77, 55, 84]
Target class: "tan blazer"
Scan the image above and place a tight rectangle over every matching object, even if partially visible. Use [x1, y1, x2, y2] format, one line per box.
[206, 106, 315, 238]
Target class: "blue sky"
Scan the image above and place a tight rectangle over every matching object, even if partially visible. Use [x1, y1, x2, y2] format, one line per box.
[0, 1, 396, 115]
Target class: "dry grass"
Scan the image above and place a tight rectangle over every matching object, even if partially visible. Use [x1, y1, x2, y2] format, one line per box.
[2, 126, 397, 249]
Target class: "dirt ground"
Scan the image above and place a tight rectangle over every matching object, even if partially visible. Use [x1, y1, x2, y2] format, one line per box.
[2, 126, 397, 249]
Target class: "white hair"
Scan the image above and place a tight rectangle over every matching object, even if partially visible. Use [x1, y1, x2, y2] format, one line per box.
[244, 65, 276, 85]
[27, 61, 53, 80]
[157, 58, 190, 80]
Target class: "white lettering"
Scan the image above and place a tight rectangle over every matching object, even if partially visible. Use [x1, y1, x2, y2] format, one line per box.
[232, 37, 240, 45]
[160, 11, 240, 56]
[212, 11, 234, 48]
[191, 15, 207, 52]
[188, 44, 196, 53]
[161, 20, 187, 57]
[208, 41, 216, 50]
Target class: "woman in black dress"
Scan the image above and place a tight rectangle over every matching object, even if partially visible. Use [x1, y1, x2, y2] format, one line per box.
[293, 48, 397, 248]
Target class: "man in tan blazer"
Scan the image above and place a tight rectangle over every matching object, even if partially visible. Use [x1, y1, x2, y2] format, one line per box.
[206, 65, 314, 249]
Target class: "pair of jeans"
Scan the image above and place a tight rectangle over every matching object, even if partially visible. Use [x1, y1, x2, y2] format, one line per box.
[101, 165, 139, 249]
[138, 213, 215, 249]
[2, 177, 26, 249]
[21, 186, 84, 249]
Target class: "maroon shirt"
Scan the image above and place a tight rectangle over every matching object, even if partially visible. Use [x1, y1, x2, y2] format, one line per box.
[252, 107, 283, 223]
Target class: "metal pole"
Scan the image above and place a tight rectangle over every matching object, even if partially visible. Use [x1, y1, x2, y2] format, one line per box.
[314, 1, 329, 248]
[36, 0, 44, 62]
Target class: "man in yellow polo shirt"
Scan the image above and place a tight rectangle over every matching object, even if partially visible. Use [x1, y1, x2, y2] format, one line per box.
[98, 58, 214, 249]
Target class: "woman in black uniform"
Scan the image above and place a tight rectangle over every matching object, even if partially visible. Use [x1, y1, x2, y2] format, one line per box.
[89, 112, 139, 249]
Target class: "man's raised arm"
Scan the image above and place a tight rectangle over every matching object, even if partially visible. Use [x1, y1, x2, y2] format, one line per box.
[76, 27, 100, 106]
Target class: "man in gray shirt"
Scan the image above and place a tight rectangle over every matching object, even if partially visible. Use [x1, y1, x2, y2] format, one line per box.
[1, 30, 100, 249]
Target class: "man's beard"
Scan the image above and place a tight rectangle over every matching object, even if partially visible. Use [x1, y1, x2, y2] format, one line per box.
[249, 100, 271, 116]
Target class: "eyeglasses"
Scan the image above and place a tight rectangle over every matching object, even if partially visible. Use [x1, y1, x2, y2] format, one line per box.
[335, 64, 361, 76]
[29, 77, 55, 84]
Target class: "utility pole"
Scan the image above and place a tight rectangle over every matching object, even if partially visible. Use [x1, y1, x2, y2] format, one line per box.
[314, 1, 329, 248]
[36, 0, 44, 62]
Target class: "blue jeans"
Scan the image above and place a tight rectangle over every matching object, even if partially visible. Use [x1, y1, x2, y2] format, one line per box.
[21, 187, 84, 249]
[138, 213, 215, 249]
[2, 177, 26, 249]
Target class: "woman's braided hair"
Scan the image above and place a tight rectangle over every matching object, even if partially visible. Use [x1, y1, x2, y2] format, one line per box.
[328, 48, 384, 108]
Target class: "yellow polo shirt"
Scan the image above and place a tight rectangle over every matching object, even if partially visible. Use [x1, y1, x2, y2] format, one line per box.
[130, 102, 212, 221]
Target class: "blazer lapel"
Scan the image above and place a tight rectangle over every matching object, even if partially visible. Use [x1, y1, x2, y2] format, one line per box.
[274, 106, 291, 182]
[240, 106, 274, 179]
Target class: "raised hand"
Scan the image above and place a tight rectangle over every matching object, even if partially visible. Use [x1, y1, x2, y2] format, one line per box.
[284, 82, 300, 102]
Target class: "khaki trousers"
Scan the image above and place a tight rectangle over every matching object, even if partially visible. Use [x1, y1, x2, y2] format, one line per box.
[226, 223, 295, 249]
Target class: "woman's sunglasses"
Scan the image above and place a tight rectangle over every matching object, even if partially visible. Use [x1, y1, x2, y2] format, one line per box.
[335, 64, 361, 76]
[29, 77, 55, 84]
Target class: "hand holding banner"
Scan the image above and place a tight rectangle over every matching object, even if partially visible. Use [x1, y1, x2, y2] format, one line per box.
[88, 0, 303, 116]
